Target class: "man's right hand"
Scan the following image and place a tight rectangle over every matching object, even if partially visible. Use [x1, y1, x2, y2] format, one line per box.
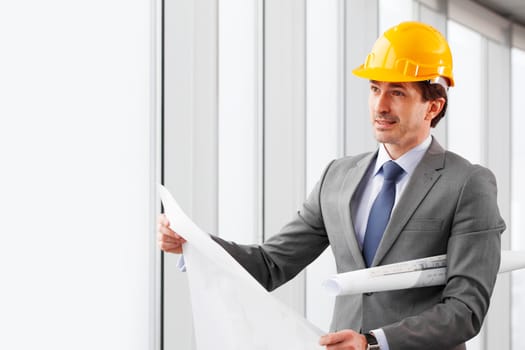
[157, 213, 186, 254]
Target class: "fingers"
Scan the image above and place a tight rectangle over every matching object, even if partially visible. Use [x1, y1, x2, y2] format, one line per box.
[158, 220, 176, 237]
[158, 213, 169, 226]
[157, 231, 185, 254]
[157, 213, 186, 254]
[319, 331, 348, 345]
[158, 214, 183, 238]
[319, 330, 367, 350]
[158, 237, 183, 253]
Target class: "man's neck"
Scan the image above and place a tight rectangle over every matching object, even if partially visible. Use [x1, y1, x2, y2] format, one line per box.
[382, 134, 431, 160]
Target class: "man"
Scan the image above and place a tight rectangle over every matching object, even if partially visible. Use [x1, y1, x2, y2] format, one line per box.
[158, 21, 505, 350]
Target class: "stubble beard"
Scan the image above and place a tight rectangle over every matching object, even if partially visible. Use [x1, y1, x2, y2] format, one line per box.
[372, 114, 400, 145]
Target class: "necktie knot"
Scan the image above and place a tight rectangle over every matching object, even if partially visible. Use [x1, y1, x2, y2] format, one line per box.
[382, 161, 404, 183]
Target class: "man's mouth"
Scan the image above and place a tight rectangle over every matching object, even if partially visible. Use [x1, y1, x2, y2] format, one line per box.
[374, 117, 398, 128]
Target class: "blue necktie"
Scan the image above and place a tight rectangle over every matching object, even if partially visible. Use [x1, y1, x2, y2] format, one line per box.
[363, 161, 404, 267]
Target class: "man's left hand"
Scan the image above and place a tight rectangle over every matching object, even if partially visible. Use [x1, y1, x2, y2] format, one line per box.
[319, 329, 368, 350]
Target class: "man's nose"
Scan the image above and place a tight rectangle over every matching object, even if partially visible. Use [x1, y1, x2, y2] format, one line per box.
[373, 93, 390, 114]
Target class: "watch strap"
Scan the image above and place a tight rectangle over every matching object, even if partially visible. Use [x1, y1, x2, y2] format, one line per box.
[364, 332, 380, 350]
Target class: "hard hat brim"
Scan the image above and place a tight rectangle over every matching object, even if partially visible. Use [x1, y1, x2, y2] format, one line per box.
[352, 65, 455, 87]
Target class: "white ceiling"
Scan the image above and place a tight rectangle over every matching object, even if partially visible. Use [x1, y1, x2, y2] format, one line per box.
[474, 0, 525, 27]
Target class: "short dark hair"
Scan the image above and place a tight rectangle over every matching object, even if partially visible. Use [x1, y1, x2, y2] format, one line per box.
[415, 81, 448, 128]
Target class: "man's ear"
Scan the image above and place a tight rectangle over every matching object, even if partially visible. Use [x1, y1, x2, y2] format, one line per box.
[425, 97, 446, 121]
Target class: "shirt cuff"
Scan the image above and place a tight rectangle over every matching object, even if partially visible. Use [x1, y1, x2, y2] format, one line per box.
[176, 255, 186, 272]
[371, 328, 389, 350]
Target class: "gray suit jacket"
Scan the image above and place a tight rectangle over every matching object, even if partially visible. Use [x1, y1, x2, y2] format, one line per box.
[213, 138, 505, 350]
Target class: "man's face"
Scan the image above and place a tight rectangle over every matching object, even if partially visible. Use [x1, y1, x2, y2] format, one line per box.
[368, 81, 437, 158]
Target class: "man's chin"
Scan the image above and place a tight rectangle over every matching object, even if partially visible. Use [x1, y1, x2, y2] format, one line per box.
[373, 131, 396, 144]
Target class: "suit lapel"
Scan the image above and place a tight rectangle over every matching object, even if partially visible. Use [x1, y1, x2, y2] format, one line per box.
[338, 151, 377, 269]
[372, 138, 446, 266]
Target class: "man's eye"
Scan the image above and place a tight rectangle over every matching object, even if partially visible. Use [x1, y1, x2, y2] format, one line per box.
[391, 90, 404, 96]
[370, 86, 379, 93]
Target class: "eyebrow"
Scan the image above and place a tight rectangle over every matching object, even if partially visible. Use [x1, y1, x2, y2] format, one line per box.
[370, 80, 407, 89]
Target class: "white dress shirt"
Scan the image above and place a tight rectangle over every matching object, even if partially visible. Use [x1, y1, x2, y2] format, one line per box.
[351, 135, 432, 350]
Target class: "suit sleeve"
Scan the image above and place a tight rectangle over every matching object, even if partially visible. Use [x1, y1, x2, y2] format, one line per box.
[382, 165, 506, 350]
[212, 161, 334, 291]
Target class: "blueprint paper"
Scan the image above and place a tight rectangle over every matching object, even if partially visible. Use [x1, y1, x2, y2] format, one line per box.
[324, 251, 525, 296]
[158, 185, 325, 350]
[323, 266, 447, 296]
[499, 250, 525, 273]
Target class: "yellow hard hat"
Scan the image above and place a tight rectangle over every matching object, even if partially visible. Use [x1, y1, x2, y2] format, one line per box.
[353, 21, 455, 87]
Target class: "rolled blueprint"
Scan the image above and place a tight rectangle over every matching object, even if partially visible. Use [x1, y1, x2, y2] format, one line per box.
[323, 251, 525, 296]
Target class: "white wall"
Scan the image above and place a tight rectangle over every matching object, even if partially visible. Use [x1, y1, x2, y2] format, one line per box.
[0, 1, 160, 349]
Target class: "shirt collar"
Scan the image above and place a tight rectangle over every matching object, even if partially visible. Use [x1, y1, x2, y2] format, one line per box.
[373, 135, 433, 177]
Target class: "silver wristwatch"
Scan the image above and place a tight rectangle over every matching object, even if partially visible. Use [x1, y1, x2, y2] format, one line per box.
[364, 332, 380, 350]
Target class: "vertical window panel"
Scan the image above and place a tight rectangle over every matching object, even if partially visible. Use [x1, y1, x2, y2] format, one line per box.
[511, 47, 525, 350]
[447, 20, 484, 165]
[305, 0, 341, 331]
[218, 0, 261, 244]
[485, 38, 511, 350]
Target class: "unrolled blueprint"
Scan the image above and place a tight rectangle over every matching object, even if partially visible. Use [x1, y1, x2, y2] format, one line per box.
[159, 185, 325, 350]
